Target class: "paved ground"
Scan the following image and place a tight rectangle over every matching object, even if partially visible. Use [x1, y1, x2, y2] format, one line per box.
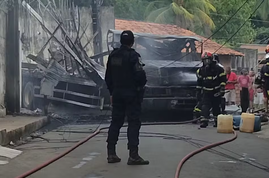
[255, 124, 269, 139]
[0, 123, 268, 178]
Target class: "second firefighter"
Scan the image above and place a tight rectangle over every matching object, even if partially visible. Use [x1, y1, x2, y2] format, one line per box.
[196, 52, 227, 128]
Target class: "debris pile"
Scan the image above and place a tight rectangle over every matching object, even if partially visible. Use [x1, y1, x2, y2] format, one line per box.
[22, 0, 105, 85]
[21, 0, 107, 110]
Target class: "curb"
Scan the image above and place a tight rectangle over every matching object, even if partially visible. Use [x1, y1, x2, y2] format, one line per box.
[0, 117, 50, 146]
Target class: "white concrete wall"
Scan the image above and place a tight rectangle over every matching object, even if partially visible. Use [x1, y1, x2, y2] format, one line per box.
[19, 6, 114, 63]
[100, 6, 115, 52]
[0, 9, 7, 116]
[100, 6, 115, 66]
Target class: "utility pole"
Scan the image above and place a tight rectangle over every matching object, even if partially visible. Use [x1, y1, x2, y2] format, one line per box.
[6, 0, 20, 114]
[91, 0, 103, 63]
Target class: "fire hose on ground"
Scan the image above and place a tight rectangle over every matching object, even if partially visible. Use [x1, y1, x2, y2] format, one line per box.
[15, 119, 238, 178]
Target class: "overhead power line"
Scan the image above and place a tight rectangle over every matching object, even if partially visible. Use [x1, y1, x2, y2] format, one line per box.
[148, 0, 265, 78]
[151, 0, 250, 70]
[211, 13, 269, 23]
[146, 0, 250, 77]
[214, 0, 265, 53]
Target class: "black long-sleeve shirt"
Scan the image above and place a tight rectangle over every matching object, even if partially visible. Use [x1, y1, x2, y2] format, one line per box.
[196, 64, 227, 92]
[260, 59, 269, 88]
[105, 45, 147, 95]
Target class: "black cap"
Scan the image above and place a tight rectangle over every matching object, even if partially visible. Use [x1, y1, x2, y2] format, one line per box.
[120, 30, 135, 45]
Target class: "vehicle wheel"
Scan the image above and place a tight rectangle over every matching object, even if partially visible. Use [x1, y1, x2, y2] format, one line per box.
[22, 82, 34, 110]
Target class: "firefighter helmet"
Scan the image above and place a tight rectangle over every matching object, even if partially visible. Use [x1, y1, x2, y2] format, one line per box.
[201, 52, 213, 60]
[201, 52, 213, 66]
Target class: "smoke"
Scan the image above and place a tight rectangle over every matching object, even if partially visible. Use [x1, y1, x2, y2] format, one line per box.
[134, 37, 200, 86]
[111, 31, 200, 86]
[180, 72, 197, 82]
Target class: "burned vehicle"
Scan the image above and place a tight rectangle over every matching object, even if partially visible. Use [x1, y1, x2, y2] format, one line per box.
[21, 27, 202, 112]
[104, 30, 203, 111]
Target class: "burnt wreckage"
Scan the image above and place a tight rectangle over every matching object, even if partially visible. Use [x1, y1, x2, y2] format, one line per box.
[103, 30, 203, 110]
[21, 2, 203, 112]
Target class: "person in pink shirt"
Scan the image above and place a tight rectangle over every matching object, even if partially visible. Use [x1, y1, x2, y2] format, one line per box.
[238, 69, 251, 112]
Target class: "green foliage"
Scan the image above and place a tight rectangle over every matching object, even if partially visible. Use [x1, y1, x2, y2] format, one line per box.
[210, 0, 257, 46]
[145, 0, 216, 34]
[255, 0, 269, 20]
[251, 0, 269, 44]
[253, 27, 269, 43]
[114, 0, 150, 20]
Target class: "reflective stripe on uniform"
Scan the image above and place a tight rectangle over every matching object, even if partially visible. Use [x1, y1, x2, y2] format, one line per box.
[196, 86, 202, 89]
[219, 72, 226, 77]
[204, 76, 218, 80]
[197, 69, 202, 78]
[265, 73, 269, 76]
[194, 107, 201, 112]
[203, 87, 214, 91]
[200, 118, 209, 122]
[220, 82, 226, 86]
[203, 85, 221, 91]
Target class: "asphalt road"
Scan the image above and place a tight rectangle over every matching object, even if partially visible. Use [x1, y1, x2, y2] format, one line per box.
[1, 124, 269, 178]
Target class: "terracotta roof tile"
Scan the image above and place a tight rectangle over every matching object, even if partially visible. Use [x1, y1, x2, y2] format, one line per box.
[115, 19, 243, 56]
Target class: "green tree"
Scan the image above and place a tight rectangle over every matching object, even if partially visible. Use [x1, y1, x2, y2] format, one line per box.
[145, 0, 216, 35]
[255, 0, 269, 20]
[210, 0, 256, 46]
[253, 26, 269, 43]
[250, 1, 269, 44]
[114, 0, 150, 20]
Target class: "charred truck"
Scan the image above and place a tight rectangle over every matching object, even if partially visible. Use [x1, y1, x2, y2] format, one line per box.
[21, 29, 203, 112]
[103, 30, 203, 111]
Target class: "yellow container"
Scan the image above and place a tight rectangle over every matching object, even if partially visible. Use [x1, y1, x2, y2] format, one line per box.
[217, 114, 234, 133]
[240, 113, 255, 133]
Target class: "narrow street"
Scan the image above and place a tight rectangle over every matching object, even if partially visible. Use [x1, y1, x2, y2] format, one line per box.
[0, 0, 269, 178]
[0, 123, 268, 178]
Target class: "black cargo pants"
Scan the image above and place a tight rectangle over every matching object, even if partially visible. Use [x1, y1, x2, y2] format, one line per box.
[240, 87, 249, 113]
[221, 97, 226, 114]
[201, 91, 221, 120]
[107, 88, 143, 150]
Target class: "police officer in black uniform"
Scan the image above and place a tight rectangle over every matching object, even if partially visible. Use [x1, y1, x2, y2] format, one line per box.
[196, 52, 227, 128]
[105, 30, 149, 165]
